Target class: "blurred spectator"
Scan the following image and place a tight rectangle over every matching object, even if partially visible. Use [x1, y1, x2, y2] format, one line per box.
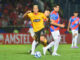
[2, 17, 8, 27]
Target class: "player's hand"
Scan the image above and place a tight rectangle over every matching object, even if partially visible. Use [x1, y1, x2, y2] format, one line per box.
[60, 24, 65, 28]
[23, 10, 31, 18]
[26, 10, 31, 14]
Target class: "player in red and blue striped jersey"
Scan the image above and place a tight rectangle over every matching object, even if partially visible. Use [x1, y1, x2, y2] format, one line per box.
[50, 10, 60, 32]
[67, 11, 80, 48]
[43, 4, 65, 56]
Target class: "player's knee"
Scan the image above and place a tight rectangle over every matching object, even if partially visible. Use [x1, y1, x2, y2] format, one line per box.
[54, 37, 60, 43]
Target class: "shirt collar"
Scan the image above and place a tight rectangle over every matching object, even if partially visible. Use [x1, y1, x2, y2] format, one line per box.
[72, 16, 78, 19]
[33, 12, 38, 15]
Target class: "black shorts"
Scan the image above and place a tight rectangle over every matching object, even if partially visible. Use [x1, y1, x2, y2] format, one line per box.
[35, 28, 45, 43]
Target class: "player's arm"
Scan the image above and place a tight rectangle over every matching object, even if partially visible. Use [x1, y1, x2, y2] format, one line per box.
[51, 19, 65, 28]
[67, 21, 71, 31]
[67, 18, 71, 31]
[23, 10, 31, 18]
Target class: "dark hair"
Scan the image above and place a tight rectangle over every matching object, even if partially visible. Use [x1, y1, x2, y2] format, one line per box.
[53, 4, 60, 8]
[74, 11, 78, 13]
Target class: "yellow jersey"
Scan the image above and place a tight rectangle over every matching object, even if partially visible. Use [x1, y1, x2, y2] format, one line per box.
[27, 12, 47, 32]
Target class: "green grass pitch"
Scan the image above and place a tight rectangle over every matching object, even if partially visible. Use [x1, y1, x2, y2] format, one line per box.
[0, 44, 80, 60]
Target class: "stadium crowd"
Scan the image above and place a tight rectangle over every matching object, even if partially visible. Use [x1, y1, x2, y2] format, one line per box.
[0, 0, 34, 27]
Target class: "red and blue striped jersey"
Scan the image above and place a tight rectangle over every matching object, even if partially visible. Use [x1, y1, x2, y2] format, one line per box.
[70, 16, 80, 30]
[50, 10, 60, 32]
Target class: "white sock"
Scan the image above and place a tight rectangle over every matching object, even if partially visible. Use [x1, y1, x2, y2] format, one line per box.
[31, 40, 38, 54]
[46, 41, 54, 49]
[74, 36, 78, 47]
[72, 37, 75, 47]
[72, 30, 78, 47]
[53, 39, 60, 53]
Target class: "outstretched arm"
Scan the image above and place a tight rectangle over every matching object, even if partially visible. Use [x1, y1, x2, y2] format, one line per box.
[23, 10, 31, 18]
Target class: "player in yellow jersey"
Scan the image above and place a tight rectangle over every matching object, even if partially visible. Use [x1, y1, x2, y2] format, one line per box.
[23, 5, 51, 55]
[26, 10, 52, 55]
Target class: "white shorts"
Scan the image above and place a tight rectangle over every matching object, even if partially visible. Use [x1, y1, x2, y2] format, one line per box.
[72, 30, 78, 37]
[51, 30, 61, 41]
[29, 28, 35, 37]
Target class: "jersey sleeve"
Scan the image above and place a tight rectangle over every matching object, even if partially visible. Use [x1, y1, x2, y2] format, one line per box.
[50, 14, 56, 20]
[27, 13, 32, 18]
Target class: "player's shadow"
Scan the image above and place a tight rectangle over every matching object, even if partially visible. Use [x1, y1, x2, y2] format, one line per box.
[16, 52, 30, 55]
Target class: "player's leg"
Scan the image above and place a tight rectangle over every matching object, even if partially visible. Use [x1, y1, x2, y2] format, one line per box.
[74, 31, 78, 48]
[71, 30, 75, 48]
[71, 37, 75, 48]
[28, 43, 39, 54]
[47, 41, 53, 55]
[40, 35, 52, 54]
[71, 30, 78, 48]
[72, 30, 75, 47]
[43, 31, 55, 55]
[30, 28, 39, 55]
[31, 30, 41, 55]
[28, 28, 35, 53]
[29, 28, 36, 55]
[43, 41, 54, 55]
[28, 28, 39, 54]
[52, 31, 61, 56]
[39, 29, 53, 55]
[31, 40, 38, 55]
[29, 28, 35, 39]
[43, 31, 61, 56]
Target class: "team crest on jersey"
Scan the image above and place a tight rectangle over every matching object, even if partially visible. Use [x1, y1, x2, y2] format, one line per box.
[33, 19, 41, 22]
